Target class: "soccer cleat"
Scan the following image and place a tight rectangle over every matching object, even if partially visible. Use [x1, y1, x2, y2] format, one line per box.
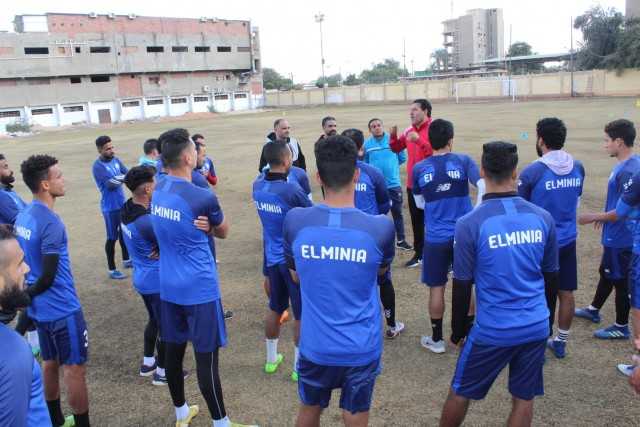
[152, 370, 188, 386]
[385, 321, 405, 339]
[405, 255, 422, 268]
[109, 270, 127, 280]
[264, 354, 284, 374]
[396, 240, 413, 251]
[617, 364, 636, 377]
[546, 338, 566, 359]
[176, 405, 199, 427]
[421, 336, 446, 354]
[123, 259, 133, 269]
[594, 324, 630, 340]
[62, 415, 75, 427]
[574, 307, 601, 323]
[224, 310, 234, 320]
[139, 362, 157, 377]
[291, 371, 298, 382]
[279, 310, 290, 325]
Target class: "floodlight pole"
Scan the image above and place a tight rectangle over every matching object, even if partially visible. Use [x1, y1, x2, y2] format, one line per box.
[315, 12, 326, 103]
[570, 16, 575, 97]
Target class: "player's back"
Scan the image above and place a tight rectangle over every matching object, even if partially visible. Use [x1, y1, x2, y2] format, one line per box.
[354, 161, 389, 216]
[14, 201, 79, 322]
[121, 200, 159, 295]
[284, 205, 395, 366]
[150, 175, 221, 305]
[455, 195, 557, 345]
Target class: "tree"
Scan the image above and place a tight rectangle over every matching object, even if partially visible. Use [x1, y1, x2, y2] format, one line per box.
[573, 6, 624, 70]
[507, 42, 533, 57]
[430, 49, 449, 72]
[315, 73, 342, 88]
[359, 59, 408, 84]
[343, 73, 361, 86]
[262, 67, 293, 90]
[610, 18, 640, 72]
[506, 42, 542, 74]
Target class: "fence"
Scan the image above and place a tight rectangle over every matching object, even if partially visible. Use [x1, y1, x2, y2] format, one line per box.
[264, 69, 640, 107]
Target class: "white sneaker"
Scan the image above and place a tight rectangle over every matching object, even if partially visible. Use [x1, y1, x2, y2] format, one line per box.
[617, 363, 635, 377]
[421, 336, 446, 353]
[385, 321, 405, 339]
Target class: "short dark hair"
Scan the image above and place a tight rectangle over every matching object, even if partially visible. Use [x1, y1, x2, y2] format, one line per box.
[264, 141, 290, 167]
[428, 119, 454, 150]
[536, 118, 566, 150]
[0, 154, 5, 161]
[20, 155, 58, 193]
[322, 116, 336, 127]
[274, 118, 286, 129]
[143, 139, 158, 155]
[95, 135, 112, 149]
[605, 119, 636, 147]
[0, 224, 16, 268]
[413, 99, 432, 117]
[159, 128, 192, 169]
[124, 165, 156, 193]
[367, 118, 382, 129]
[315, 135, 357, 191]
[481, 141, 518, 184]
[341, 129, 365, 150]
[191, 133, 204, 143]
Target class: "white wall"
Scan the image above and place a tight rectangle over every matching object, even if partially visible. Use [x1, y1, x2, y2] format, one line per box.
[0, 108, 24, 133]
[169, 97, 190, 116]
[120, 99, 144, 121]
[233, 92, 249, 110]
[88, 101, 116, 125]
[60, 104, 89, 125]
[30, 106, 58, 127]
[192, 95, 210, 113]
[145, 98, 166, 118]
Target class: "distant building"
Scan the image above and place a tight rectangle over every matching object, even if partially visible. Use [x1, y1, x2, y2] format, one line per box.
[0, 13, 263, 133]
[442, 8, 504, 71]
[628, 0, 640, 19]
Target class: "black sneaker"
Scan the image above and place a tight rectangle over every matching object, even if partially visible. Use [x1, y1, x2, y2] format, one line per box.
[396, 240, 413, 251]
[405, 255, 422, 268]
[224, 310, 234, 319]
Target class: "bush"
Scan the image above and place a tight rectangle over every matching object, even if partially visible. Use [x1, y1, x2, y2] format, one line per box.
[5, 121, 32, 133]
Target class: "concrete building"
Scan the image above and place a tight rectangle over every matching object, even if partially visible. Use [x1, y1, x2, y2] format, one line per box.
[0, 13, 263, 133]
[628, 0, 640, 19]
[442, 8, 504, 71]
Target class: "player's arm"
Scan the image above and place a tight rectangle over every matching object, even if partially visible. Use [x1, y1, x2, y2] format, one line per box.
[24, 254, 59, 299]
[389, 126, 407, 153]
[578, 209, 617, 225]
[374, 172, 391, 215]
[411, 165, 425, 209]
[296, 142, 307, 171]
[451, 221, 475, 345]
[283, 213, 299, 283]
[397, 149, 407, 165]
[93, 163, 123, 189]
[202, 193, 230, 239]
[258, 143, 268, 172]
[377, 218, 396, 276]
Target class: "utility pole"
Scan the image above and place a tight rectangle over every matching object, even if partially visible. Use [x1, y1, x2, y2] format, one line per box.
[314, 12, 326, 103]
[570, 16, 575, 97]
[402, 38, 407, 75]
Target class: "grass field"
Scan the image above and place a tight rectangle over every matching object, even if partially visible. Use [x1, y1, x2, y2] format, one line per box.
[3, 97, 640, 426]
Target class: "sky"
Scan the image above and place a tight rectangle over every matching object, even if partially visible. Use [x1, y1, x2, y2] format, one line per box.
[0, 0, 626, 82]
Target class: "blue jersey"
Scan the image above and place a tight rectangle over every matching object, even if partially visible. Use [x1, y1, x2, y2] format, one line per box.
[283, 205, 395, 366]
[0, 324, 51, 427]
[354, 161, 390, 215]
[0, 187, 26, 225]
[617, 171, 640, 255]
[121, 201, 160, 295]
[151, 175, 224, 305]
[454, 195, 559, 346]
[156, 159, 209, 189]
[412, 153, 480, 243]
[518, 159, 585, 247]
[14, 201, 80, 322]
[288, 166, 312, 199]
[603, 155, 640, 248]
[197, 157, 216, 178]
[92, 157, 128, 212]
[253, 173, 312, 267]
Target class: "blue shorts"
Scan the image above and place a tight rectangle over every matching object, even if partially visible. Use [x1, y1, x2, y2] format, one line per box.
[266, 263, 301, 320]
[558, 241, 577, 291]
[141, 293, 162, 328]
[422, 240, 453, 287]
[629, 253, 640, 310]
[452, 336, 545, 401]
[37, 310, 88, 365]
[298, 355, 381, 414]
[102, 209, 121, 241]
[600, 247, 631, 281]
[161, 300, 227, 353]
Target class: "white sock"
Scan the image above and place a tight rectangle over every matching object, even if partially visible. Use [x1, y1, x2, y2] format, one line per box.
[588, 305, 599, 311]
[26, 331, 40, 348]
[615, 322, 628, 328]
[155, 367, 165, 377]
[143, 356, 155, 367]
[293, 346, 300, 372]
[266, 338, 278, 364]
[555, 328, 569, 342]
[213, 416, 231, 427]
[175, 403, 189, 420]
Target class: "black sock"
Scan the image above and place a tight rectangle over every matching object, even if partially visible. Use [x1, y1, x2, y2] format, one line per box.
[195, 350, 227, 420]
[613, 279, 630, 325]
[46, 399, 65, 426]
[74, 412, 90, 427]
[431, 318, 443, 342]
[465, 315, 475, 336]
[105, 239, 116, 271]
[379, 278, 396, 328]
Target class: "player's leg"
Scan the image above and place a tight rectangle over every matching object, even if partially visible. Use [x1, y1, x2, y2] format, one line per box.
[117, 225, 131, 267]
[595, 249, 631, 339]
[339, 358, 380, 427]
[194, 349, 227, 423]
[296, 356, 335, 427]
[548, 241, 577, 358]
[38, 321, 66, 426]
[104, 210, 126, 279]
[405, 187, 422, 268]
[264, 265, 287, 373]
[421, 241, 451, 353]
[506, 339, 545, 427]
[439, 389, 470, 427]
[506, 398, 534, 427]
[140, 294, 159, 376]
[296, 405, 322, 427]
[286, 265, 302, 381]
[380, 270, 404, 339]
[576, 248, 612, 323]
[389, 187, 410, 250]
[63, 365, 89, 427]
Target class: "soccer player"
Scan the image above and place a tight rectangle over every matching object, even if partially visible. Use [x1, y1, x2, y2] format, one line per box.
[150, 128, 254, 427]
[411, 119, 482, 354]
[92, 135, 131, 280]
[139, 139, 160, 167]
[440, 141, 559, 427]
[390, 99, 434, 268]
[518, 118, 585, 359]
[252, 141, 312, 380]
[315, 116, 338, 144]
[15, 155, 90, 427]
[192, 134, 218, 186]
[343, 128, 405, 339]
[576, 119, 640, 340]
[260, 118, 306, 172]
[283, 135, 395, 427]
[364, 119, 411, 251]
[0, 224, 51, 427]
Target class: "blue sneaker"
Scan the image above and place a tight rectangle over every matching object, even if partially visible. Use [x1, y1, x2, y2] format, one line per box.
[547, 338, 566, 359]
[575, 307, 601, 323]
[139, 362, 157, 377]
[109, 270, 127, 280]
[594, 324, 630, 340]
[123, 259, 133, 269]
[617, 364, 636, 377]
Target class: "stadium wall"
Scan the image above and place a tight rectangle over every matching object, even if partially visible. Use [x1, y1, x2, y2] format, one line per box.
[264, 69, 640, 107]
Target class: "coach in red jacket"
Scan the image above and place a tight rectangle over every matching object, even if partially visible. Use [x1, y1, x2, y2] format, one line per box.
[390, 99, 433, 268]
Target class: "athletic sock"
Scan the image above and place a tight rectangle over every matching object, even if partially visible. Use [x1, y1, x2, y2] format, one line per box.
[73, 412, 90, 427]
[555, 328, 569, 342]
[615, 322, 628, 328]
[156, 367, 166, 377]
[213, 416, 231, 427]
[46, 399, 65, 426]
[293, 346, 300, 372]
[266, 338, 278, 364]
[431, 318, 443, 342]
[143, 356, 155, 366]
[175, 403, 189, 420]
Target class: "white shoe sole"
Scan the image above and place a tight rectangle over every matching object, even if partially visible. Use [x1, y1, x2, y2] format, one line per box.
[421, 337, 446, 354]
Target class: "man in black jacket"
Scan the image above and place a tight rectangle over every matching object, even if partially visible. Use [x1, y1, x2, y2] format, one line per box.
[259, 119, 306, 172]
